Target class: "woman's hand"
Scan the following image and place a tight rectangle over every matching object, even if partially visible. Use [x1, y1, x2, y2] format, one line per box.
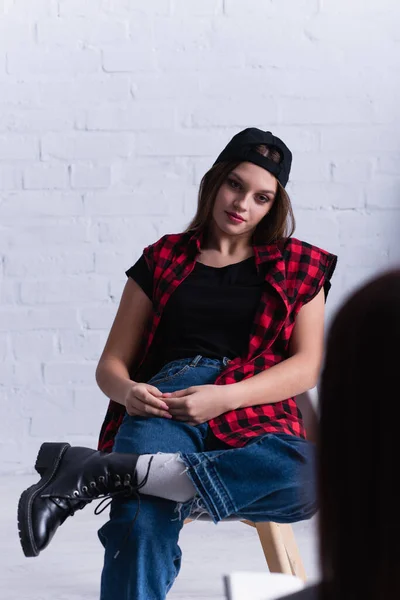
[162, 384, 231, 425]
[124, 382, 172, 419]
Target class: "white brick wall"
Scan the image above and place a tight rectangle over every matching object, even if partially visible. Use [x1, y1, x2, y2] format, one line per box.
[0, 0, 399, 473]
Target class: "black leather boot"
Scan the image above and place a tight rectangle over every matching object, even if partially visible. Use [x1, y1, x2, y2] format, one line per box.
[17, 442, 150, 558]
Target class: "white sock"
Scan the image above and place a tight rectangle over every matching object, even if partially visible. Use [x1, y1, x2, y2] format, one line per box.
[135, 453, 196, 502]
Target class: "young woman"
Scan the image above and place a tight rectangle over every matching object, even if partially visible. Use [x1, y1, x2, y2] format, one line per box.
[280, 268, 400, 600]
[18, 128, 337, 600]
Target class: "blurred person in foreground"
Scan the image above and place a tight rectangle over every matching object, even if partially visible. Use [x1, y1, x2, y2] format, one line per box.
[281, 268, 400, 600]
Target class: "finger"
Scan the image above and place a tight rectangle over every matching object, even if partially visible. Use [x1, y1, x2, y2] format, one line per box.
[162, 388, 188, 398]
[145, 394, 174, 416]
[137, 392, 170, 411]
[128, 399, 172, 419]
[163, 397, 187, 409]
[147, 385, 165, 397]
[138, 401, 173, 419]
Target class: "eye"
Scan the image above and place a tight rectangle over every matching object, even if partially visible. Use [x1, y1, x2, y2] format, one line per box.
[258, 195, 270, 203]
[227, 177, 241, 189]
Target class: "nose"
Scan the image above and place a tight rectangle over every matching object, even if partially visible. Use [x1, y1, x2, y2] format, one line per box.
[233, 191, 252, 211]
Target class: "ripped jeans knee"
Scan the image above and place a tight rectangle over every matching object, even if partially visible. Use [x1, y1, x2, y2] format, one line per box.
[173, 495, 210, 523]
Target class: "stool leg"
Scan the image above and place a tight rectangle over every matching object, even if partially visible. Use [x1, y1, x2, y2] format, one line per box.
[254, 522, 293, 576]
[279, 523, 307, 581]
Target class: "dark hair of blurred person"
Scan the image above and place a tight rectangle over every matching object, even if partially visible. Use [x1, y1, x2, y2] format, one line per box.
[282, 267, 400, 600]
[318, 268, 400, 599]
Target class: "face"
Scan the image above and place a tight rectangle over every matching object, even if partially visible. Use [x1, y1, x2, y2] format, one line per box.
[211, 161, 278, 239]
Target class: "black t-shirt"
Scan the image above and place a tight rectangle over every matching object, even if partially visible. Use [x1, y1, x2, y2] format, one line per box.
[125, 253, 331, 379]
[126, 254, 265, 376]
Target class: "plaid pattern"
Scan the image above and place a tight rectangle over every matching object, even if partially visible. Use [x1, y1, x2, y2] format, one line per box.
[98, 229, 337, 452]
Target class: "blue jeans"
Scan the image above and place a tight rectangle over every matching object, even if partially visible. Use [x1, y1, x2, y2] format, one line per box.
[97, 355, 316, 600]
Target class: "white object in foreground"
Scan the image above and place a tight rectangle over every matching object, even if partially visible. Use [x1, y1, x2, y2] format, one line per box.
[224, 571, 305, 600]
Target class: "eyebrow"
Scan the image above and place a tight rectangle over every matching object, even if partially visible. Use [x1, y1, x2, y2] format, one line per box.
[230, 171, 276, 196]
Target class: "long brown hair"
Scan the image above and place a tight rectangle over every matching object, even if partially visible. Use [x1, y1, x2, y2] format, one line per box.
[318, 268, 400, 600]
[183, 144, 295, 245]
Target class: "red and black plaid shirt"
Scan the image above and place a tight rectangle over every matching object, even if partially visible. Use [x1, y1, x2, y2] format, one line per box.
[98, 229, 337, 452]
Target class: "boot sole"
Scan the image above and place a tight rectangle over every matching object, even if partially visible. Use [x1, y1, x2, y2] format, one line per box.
[17, 442, 71, 557]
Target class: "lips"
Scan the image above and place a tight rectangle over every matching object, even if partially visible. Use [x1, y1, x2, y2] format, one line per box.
[226, 211, 245, 222]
